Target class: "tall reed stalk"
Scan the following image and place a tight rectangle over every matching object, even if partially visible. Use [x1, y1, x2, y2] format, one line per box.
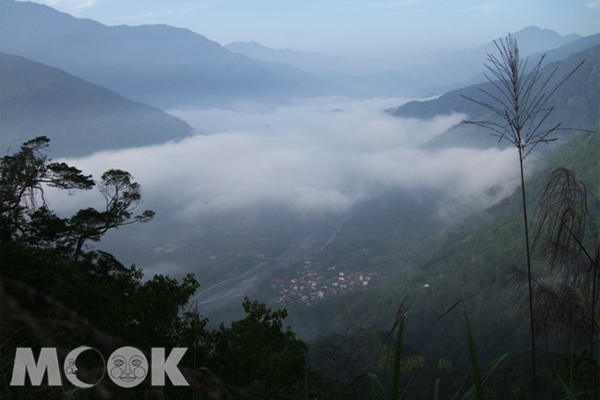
[462, 34, 585, 398]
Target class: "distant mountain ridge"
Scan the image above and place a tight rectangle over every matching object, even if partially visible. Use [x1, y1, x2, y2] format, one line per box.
[399, 26, 583, 88]
[225, 41, 394, 75]
[388, 42, 599, 149]
[0, 0, 595, 107]
[0, 0, 331, 108]
[226, 26, 586, 99]
[0, 53, 192, 157]
[410, 31, 598, 97]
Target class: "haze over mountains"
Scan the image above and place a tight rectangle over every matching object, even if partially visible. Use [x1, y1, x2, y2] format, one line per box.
[2, 0, 598, 115]
[227, 26, 588, 98]
[224, 40, 395, 76]
[0, 0, 328, 109]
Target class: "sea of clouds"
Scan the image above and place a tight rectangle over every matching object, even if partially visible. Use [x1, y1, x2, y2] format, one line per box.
[50, 97, 521, 222]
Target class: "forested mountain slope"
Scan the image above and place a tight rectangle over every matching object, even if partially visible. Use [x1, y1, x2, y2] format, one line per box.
[0, 53, 192, 157]
[290, 131, 599, 373]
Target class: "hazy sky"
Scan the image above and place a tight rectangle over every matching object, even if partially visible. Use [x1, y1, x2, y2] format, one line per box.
[20, 0, 600, 61]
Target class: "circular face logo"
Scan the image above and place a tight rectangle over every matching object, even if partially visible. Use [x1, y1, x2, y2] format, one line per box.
[107, 347, 148, 388]
[63, 347, 106, 388]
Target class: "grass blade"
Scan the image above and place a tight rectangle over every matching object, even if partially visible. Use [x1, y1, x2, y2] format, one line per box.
[482, 353, 508, 384]
[433, 359, 441, 400]
[391, 313, 406, 399]
[304, 365, 309, 400]
[435, 299, 464, 323]
[347, 372, 390, 399]
[464, 305, 484, 400]
[370, 373, 390, 400]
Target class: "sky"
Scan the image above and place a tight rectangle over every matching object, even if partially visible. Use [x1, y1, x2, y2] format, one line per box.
[18, 0, 600, 61]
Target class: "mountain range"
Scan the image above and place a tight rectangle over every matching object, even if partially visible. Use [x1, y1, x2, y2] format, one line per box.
[225, 40, 395, 76]
[399, 26, 582, 90]
[0, 52, 192, 157]
[2, 0, 596, 108]
[1, 0, 598, 158]
[226, 26, 586, 98]
[0, 0, 331, 109]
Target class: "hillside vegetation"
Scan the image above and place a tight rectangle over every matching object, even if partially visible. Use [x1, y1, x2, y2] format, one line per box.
[287, 131, 599, 398]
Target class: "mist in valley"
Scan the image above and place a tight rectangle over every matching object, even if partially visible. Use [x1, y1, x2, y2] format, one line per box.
[44, 96, 524, 315]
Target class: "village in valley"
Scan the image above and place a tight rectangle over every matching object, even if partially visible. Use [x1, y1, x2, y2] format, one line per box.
[268, 260, 382, 306]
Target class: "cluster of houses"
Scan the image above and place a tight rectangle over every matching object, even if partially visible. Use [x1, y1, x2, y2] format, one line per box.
[269, 261, 381, 306]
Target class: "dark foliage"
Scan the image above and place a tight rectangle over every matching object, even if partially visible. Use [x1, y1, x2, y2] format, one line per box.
[0, 137, 317, 399]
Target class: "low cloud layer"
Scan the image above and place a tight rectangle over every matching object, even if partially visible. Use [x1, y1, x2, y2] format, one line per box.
[52, 97, 520, 220]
